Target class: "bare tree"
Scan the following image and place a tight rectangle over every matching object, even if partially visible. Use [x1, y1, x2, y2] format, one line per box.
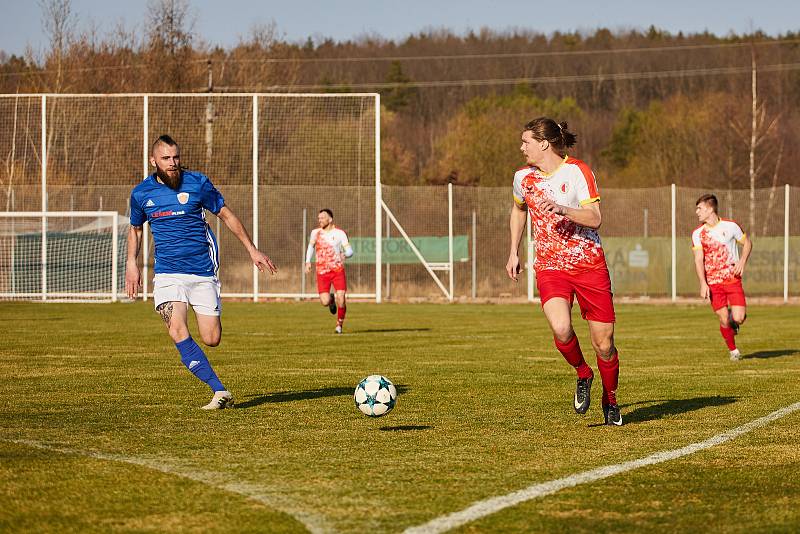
[145, 0, 196, 90]
[761, 139, 784, 236]
[146, 0, 194, 54]
[2, 96, 20, 210]
[729, 45, 780, 235]
[39, 0, 77, 92]
[748, 46, 757, 233]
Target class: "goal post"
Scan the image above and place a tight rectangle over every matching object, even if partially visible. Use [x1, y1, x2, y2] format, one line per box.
[0, 211, 124, 302]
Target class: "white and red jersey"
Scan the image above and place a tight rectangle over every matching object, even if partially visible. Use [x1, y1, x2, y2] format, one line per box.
[691, 219, 746, 285]
[512, 155, 606, 274]
[310, 227, 349, 274]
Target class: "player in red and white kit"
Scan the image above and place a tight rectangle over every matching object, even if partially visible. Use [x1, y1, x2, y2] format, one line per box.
[692, 194, 752, 361]
[506, 117, 621, 426]
[305, 209, 353, 334]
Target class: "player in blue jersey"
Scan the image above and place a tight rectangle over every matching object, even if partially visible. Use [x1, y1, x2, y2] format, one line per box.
[125, 135, 277, 409]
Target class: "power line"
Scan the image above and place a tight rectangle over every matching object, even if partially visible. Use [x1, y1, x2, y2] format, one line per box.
[4, 60, 796, 89]
[217, 38, 800, 65]
[0, 62, 147, 78]
[1, 38, 799, 78]
[210, 62, 800, 92]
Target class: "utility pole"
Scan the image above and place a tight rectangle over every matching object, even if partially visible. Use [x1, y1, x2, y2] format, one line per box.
[205, 59, 214, 164]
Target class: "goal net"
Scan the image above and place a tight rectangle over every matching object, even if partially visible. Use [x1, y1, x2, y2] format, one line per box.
[0, 211, 124, 302]
[0, 93, 380, 301]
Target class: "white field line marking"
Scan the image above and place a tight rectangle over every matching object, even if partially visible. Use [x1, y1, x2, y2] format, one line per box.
[7, 439, 330, 534]
[404, 401, 800, 534]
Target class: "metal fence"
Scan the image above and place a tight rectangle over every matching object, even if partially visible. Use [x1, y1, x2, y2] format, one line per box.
[1, 94, 796, 301]
[2, 182, 796, 301]
[0, 93, 382, 300]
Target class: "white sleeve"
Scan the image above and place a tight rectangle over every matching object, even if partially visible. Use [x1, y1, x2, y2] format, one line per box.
[732, 222, 745, 242]
[340, 230, 354, 258]
[306, 230, 317, 262]
[573, 165, 600, 206]
[512, 172, 526, 207]
[691, 229, 702, 250]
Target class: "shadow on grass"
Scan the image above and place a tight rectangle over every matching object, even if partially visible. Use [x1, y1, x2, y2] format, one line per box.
[236, 384, 410, 409]
[620, 395, 738, 425]
[379, 425, 432, 432]
[352, 328, 432, 334]
[743, 349, 799, 360]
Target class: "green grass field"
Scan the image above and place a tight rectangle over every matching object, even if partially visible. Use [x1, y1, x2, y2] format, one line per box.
[2, 301, 799, 533]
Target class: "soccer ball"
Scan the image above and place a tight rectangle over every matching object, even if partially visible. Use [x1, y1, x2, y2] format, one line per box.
[354, 375, 397, 417]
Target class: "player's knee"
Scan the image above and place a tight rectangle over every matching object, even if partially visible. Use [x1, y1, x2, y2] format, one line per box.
[732, 311, 746, 324]
[336, 294, 346, 307]
[595, 341, 615, 360]
[590, 331, 614, 357]
[168, 324, 190, 342]
[551, 324, 573, 344]
[203, 335, 221, 347]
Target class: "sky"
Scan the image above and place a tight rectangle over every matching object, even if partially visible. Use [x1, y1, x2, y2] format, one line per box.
[1, 0, 799, 57]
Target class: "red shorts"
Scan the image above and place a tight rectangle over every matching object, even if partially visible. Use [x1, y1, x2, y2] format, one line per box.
[536, 268, 616, 323]
[316, 268, 347, 293]
[709, 278, 746, 311]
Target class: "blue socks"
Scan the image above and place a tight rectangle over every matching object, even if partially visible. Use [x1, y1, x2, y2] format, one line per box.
[175, 336, 225, 392]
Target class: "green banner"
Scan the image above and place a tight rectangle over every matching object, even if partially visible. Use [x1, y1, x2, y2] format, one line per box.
[601, 236, 800, 296]
[349, 236, 469, 264]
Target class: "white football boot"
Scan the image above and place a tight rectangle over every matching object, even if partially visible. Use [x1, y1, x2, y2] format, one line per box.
[201, 390, 234, 410]
[729, 349, 741, 361]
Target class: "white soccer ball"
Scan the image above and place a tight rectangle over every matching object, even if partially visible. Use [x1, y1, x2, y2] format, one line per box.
[354, 375, 397, 417]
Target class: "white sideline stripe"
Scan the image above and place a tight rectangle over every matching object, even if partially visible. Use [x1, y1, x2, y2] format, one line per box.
[7, 439, 329, 534]
[404, 401, 800, 534]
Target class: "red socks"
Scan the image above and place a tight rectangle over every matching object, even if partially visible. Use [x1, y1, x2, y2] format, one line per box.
[596, 351, 619, 406]
[719, 325, 736, 350]
[556, 335, 620, 406]
[337, 305, 346, 325]
[554, 335, 593, 379]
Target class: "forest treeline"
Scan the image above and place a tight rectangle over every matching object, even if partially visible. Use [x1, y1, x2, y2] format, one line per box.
[1, 0, 799, 190]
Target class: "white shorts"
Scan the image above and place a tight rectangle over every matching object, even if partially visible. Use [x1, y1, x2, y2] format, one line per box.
[153, 274, 222, 317]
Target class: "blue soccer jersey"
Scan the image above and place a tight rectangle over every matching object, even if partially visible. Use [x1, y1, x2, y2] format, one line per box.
[129, 171, 225, 276]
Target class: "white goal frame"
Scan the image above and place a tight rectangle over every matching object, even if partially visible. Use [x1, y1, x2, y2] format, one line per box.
[0, 211, 120, 302]
[380, 182, 455, 301]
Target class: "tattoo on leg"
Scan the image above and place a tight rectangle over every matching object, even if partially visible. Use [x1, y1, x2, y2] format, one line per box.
[156, 302, 174, 326]
[600, 344, 617, 360]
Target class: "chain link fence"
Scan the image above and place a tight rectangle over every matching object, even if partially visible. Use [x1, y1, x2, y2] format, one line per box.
[1, 94, 796, 301]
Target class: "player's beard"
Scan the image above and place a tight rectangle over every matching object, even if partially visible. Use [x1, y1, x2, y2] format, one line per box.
[156, 166, 182, 190]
